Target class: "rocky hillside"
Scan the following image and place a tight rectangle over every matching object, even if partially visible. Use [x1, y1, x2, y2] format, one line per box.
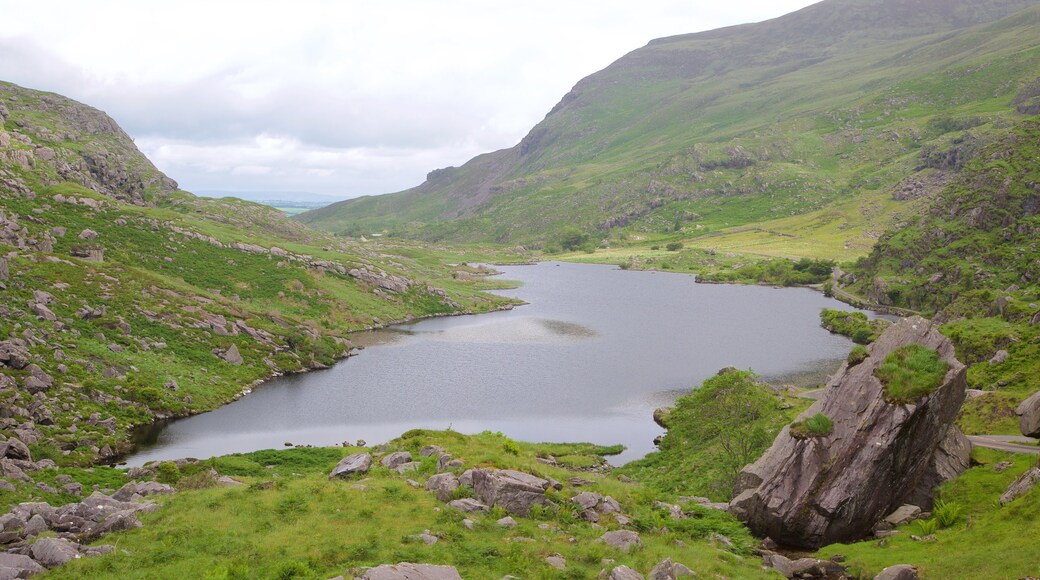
[0, 81, 518, 474]
[838, 117, 1040, 435]
[299, 0, 1040, 251]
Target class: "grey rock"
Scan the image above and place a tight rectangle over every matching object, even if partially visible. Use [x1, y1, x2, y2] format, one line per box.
[0, 341, 30, 369]
[882, 505, 922, 527]
[218, 344, 243, 365]
[496, 516, 517, 528]
[425, 473, 459, 502]
[608, 565, 645, 580]
[393, 462, 420, 474]
[874, 564, 918, 580]
[458, 469, 474, 487]
[472, 469, 549, 516]
[999, 466, 1040, 506]
[447, 499, 489, 513]
[730, 317, 969, 549]
[357, 562, 463, 580]
[415, 530, 438, 545]
[598, 496, 621, 514]
[31, 536, 81, 568]
[380, 451, 413, 470]
[112, 481, 174, 502]
[0, 553, 45, 576]
[330, 452, 373, 478]
[419, 445, 444, 457]
[572, 491, 602, 510]
[648, 558, 696, 579]
[600, 530, 643, 553]
[436, 454, 454, 472]
[1016, 390, 1040, 438]
[78, 229, 98, 240]
[764, 553, 825, 578]
[545, 555, 566, 570]
[24, 513, 48, 536]
[2, 438, 31, 461]
[989, 349, 1009, 365]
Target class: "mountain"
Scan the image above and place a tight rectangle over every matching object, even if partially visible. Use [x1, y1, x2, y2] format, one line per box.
[298, 0, 1040, 253]
[0, 81, 516, 465]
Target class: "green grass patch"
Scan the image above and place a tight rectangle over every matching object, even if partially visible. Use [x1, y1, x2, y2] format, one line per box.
[789, 413, 834, 439]
[875, 345, 950, 404]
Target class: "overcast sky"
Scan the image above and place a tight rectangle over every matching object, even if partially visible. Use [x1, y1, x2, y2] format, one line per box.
[0, 1, 819, 200]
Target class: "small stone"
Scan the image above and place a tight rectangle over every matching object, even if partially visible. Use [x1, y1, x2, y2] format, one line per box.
[874, 564, 919, 580]
[545, 555, 566, 570]
[496, 516, 517, 528]
[601, 530, 643, 553]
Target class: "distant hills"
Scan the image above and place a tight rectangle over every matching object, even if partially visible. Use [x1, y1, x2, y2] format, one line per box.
[298, 0, 1040, 253]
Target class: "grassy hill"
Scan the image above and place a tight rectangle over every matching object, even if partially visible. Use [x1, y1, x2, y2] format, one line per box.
[298, 0, 1040, 255]
[0, 81, 523, 466]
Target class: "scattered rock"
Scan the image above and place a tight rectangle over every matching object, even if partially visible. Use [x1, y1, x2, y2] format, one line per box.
[471, 469, 550, 516]
[1016, 390, 1040, 438]
[874, 564, 919, 580]
[380, 451, 413, 470]
[882, 505, 922, 527]
[648, 558, 696, 579]
[0, 553, 45, 576]
[496, 516, 517, 529]
[730, 317, 968, 549]
[30, 537, 81, 568]
[462, 518, 474, 530]
[989, 349, 1009, 365]
[999, 466, 1040, 506]
[608, 565, 645, 580]
[330, 453, 373, 478]
[393, 462, 420, 474]
[419, 445, 444, 457]
[217, 344, 243, 365]
[545, 554, 566, 570]
[415, 530, 438, 545]
[425, 473, 459, 502]
[78, 229, 98, 240]
[993, 461, 1013, 473]
[111, 481, 175, 502]
[356, 562, 462, 580]
[447, 499, 489, 514]
[600, 530, 643, 553]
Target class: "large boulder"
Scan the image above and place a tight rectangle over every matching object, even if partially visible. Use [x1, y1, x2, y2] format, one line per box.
[1016, 390, 1040, 438]
[329, 453, 372, 478]
[999, 466, 1040, 506]
[730, 317, 969, 549]
[31, 537, 81, 568]
[471, 469, 551, 516]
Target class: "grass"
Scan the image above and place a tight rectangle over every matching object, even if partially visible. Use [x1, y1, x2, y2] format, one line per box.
[789, 413, 834, 439]
[848, 345, 870, 366]
[817, 449, 1040, 579]
[820, 309, 889, 345]
[42, 431, 776, 579]
[874, 345, 950, 404]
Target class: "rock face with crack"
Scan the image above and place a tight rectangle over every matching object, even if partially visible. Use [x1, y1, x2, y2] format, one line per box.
[730, 317, 969, 549]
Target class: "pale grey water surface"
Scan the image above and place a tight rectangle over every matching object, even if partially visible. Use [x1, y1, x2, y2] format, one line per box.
[126, 261, 871, 466]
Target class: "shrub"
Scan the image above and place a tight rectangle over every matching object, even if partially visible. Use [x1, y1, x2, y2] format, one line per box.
[155, 461, 181, 485]
[790, 413, 834, 439]
[666, 242, 684, 251]
[847, 345, 869, 366]
[502, 439, 521, 456]
[650, 245, 660, 250]
[875, 344, 949, 403]
[177, 470, 219, 490]
[932, 499, 963, 528]
[911, 518, 939, 536]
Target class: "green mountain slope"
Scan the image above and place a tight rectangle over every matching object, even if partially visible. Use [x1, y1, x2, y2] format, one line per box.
[0, 81, 517, 466]
[298, 0, 1040, 253]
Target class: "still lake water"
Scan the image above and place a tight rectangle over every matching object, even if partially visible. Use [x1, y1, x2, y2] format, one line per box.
[126, 261, 870, 466]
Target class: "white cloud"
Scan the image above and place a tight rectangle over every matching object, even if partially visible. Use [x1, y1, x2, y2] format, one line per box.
[0, 0, 821, 197]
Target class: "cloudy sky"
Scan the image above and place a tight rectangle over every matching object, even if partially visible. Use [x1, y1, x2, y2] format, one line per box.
[0, 1, 819, 201]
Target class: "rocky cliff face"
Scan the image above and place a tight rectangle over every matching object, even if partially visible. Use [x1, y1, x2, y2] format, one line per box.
[729, 317, 970, 549]
[0, 81, 177, 205]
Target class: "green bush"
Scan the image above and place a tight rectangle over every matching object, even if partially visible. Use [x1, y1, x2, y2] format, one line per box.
[790, 413, 834, 439]
[875, 344, 950, 403]
[666, 242, 684, 251]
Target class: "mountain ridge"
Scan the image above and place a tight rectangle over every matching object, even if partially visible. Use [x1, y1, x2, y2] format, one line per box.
[297, 0, 1040, 249]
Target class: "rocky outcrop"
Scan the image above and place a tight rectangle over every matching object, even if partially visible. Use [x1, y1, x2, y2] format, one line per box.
[730, 317, 969, 549]
[1016, 390, 1040, 438]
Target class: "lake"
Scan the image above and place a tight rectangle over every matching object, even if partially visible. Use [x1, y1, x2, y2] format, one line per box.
[126, 261, 871, 466]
